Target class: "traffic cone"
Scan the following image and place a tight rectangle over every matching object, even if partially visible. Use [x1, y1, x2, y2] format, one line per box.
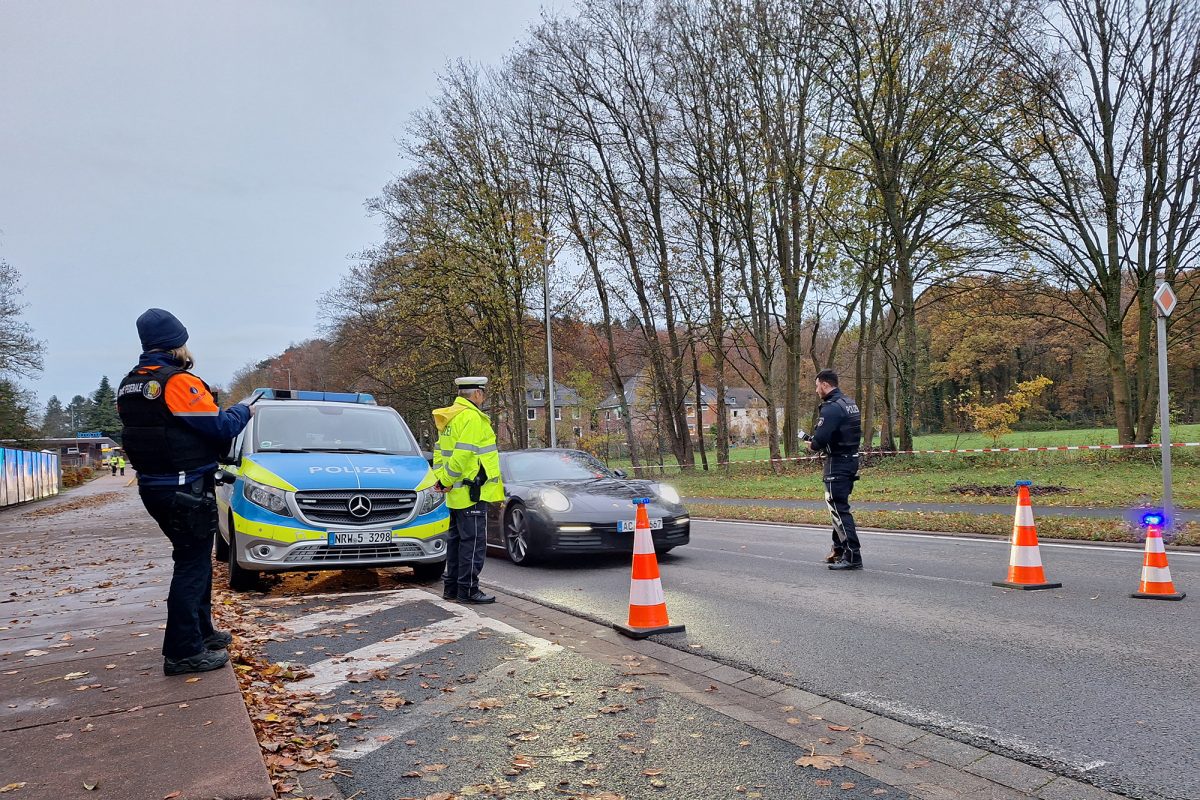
[1132, 520, 1186, 600]
[993, 481, 1061, 591]
[613, 498, 685, 639]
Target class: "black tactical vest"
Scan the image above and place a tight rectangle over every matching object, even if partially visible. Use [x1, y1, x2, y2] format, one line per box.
[823, 391, 862, 456]
[117, 363, 221, 475]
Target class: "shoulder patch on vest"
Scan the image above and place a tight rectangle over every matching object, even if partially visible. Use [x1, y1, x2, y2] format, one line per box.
[143, 380, 162, 400]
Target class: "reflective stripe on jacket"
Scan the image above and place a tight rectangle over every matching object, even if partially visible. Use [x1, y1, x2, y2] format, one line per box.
[431, 396, 504, 509]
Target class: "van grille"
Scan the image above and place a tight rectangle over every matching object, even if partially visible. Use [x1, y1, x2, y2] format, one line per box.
[294, 489, 418, 526]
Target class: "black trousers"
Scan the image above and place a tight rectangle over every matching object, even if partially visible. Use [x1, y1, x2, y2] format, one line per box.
[138, 477, 218, 660]
[444, 502, 488, 597]
[824, 455, 861, 561]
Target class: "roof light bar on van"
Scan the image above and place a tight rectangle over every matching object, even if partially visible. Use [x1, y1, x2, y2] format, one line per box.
[249, 388, 377, 405]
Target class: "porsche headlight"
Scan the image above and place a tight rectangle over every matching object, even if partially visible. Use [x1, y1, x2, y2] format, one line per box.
[655, 483, 681, 505]
[417, 487, 446, 516]
[538, 488, 571, 512]
[243, 479, 292, 517]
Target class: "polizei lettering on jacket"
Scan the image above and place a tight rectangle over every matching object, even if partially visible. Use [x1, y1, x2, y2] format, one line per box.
[307, 465, 398, 474]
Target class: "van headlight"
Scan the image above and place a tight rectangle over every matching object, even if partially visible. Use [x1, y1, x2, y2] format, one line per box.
[417, 487, 446, 516]
[655, 483, 681, 505]
[537, 488, 570, 512]
[243, 479, 292, 517]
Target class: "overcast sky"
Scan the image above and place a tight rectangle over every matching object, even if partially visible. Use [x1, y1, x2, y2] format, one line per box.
[0, 0, 554, 411]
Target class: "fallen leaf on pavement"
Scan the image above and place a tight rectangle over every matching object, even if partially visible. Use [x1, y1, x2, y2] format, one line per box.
[795, 755, 844, 771]
[841, 782, 856, 790]
[469, 697, 504, 710]
[185, 677, 200, 683]
[83, 782, 98, 791]
[64, 672, 88, 681]
[164, 793, 182, 799]
[827, 724, 851, 731]
[23, 650, 48, 657]
[871, 790, 889, 796]
[643, 769, 663, 776]
[814, 779, 833, 788]
[598, 704, 626, 714]
[903, 760, 931, 770]
[0, 784, 27, 794]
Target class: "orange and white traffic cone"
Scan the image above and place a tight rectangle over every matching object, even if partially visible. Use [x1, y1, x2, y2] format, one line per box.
[993, 481, 1061, 591]
[1132, 517, 1186, 601]
[613, 498, 685, 639]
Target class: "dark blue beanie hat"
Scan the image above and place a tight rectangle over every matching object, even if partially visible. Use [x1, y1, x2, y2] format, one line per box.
[136, 308, 189, 351]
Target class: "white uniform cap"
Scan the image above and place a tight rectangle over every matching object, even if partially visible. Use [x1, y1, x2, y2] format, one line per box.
[455, 376, 489, 390]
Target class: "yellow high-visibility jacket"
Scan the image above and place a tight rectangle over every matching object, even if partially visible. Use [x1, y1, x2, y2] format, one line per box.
[432, 397, 504, 509]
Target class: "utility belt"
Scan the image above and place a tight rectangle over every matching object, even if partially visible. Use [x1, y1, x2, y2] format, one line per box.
[171, 475, 218, 541]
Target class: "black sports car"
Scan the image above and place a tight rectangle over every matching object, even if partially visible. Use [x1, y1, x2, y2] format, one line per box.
[484, 449, 690, 565]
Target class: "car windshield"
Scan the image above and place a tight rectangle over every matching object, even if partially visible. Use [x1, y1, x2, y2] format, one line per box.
[502, 450, 614, 482]
[252, 405, 419, 455]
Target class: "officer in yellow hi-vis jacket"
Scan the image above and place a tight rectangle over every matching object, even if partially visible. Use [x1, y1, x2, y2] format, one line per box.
[432, 377, 504, 604]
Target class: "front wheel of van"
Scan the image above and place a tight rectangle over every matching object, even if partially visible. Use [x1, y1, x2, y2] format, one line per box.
[410, 559, 445, 583]
[227, 519, 260, 591]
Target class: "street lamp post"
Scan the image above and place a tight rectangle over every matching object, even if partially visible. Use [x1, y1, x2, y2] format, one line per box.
[544, 259, 556, 449]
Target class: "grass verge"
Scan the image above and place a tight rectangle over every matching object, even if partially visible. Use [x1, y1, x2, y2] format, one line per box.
[688, 503, 1200, 547]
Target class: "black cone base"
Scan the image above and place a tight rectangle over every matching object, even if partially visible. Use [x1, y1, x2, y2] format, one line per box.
[992, 580, 1062, 591]
[613, 622, 686, 639]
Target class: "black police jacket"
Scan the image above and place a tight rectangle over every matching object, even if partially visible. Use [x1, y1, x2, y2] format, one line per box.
[810, 388, 862, 457]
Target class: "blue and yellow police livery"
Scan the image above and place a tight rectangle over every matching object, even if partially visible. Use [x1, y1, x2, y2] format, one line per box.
[214, 389, 448, 590]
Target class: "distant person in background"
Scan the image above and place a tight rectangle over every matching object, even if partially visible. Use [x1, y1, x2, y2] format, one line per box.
[117, 308, 253, 676]
[110, 457, 117, 477]
[117, 454, 127, 476]
[800, 369, 863, 571]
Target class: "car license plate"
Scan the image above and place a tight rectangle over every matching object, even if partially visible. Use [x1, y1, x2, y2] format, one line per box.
[618, 518, 663, 533]
[327, 530, 393, 546]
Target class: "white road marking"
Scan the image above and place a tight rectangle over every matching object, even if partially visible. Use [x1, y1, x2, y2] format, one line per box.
[842, 691, 1109, 774]
[273, 589, 432, 635]
[696, 519, 1200, 557]
[289, 594, 560, 694]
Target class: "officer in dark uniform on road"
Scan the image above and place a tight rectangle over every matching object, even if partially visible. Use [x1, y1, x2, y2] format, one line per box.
[117, 308, 253, 675]
[801, 369, 863, 570]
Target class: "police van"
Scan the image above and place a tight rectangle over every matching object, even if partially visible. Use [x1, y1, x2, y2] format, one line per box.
[213, 389, 448, 590]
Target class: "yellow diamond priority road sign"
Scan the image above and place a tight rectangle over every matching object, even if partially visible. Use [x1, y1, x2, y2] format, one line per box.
[1154, 283, 1177, 317]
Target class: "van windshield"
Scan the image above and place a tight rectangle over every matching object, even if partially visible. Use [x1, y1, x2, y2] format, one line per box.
[253, 405, 419, 456]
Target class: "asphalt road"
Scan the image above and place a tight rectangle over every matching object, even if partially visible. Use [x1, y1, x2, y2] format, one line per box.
[481, 520, 1200, 800]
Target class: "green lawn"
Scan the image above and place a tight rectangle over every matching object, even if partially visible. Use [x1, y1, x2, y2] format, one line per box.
[603, 424, 1199, 509]
[672, 423, 1200, 464]
[666, 458, 1197, 508]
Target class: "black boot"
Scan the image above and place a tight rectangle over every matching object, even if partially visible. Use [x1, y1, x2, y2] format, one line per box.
[164, 649, 229, 676]
[828, 553, 863, 571]
[443, 585, 457, 600]
[203, 630, 233, 650]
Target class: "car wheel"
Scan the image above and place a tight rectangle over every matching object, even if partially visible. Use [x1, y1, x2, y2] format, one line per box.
[213, 519, 230, 562]
[226, 516, 259, 591]
[505, 504, 538, 566]
[410, 559, 445, 583]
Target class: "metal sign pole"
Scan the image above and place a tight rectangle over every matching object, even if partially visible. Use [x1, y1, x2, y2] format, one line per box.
[1157, 311, 1172, 526]
[1152, 282, 1177, 528]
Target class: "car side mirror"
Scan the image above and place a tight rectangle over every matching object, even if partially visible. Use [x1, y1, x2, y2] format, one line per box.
[214, 470, 237, 486]
[613, 469, 628, 478]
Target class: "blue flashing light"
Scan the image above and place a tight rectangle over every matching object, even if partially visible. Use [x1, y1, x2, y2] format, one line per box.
[633, 497, 651, 505]
[1141, 512, 1165, 527]
[1015, 480, 1032, 487]
[250, 388, 377, 405]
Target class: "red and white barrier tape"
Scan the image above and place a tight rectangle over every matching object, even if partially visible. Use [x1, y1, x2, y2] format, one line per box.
[623, 441, 1200, 471]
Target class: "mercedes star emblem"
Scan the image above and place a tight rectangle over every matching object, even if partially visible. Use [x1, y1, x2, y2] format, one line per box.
[347, 495, 373, 518]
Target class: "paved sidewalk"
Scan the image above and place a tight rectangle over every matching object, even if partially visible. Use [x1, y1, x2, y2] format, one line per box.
[0, 475, 272, 800]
